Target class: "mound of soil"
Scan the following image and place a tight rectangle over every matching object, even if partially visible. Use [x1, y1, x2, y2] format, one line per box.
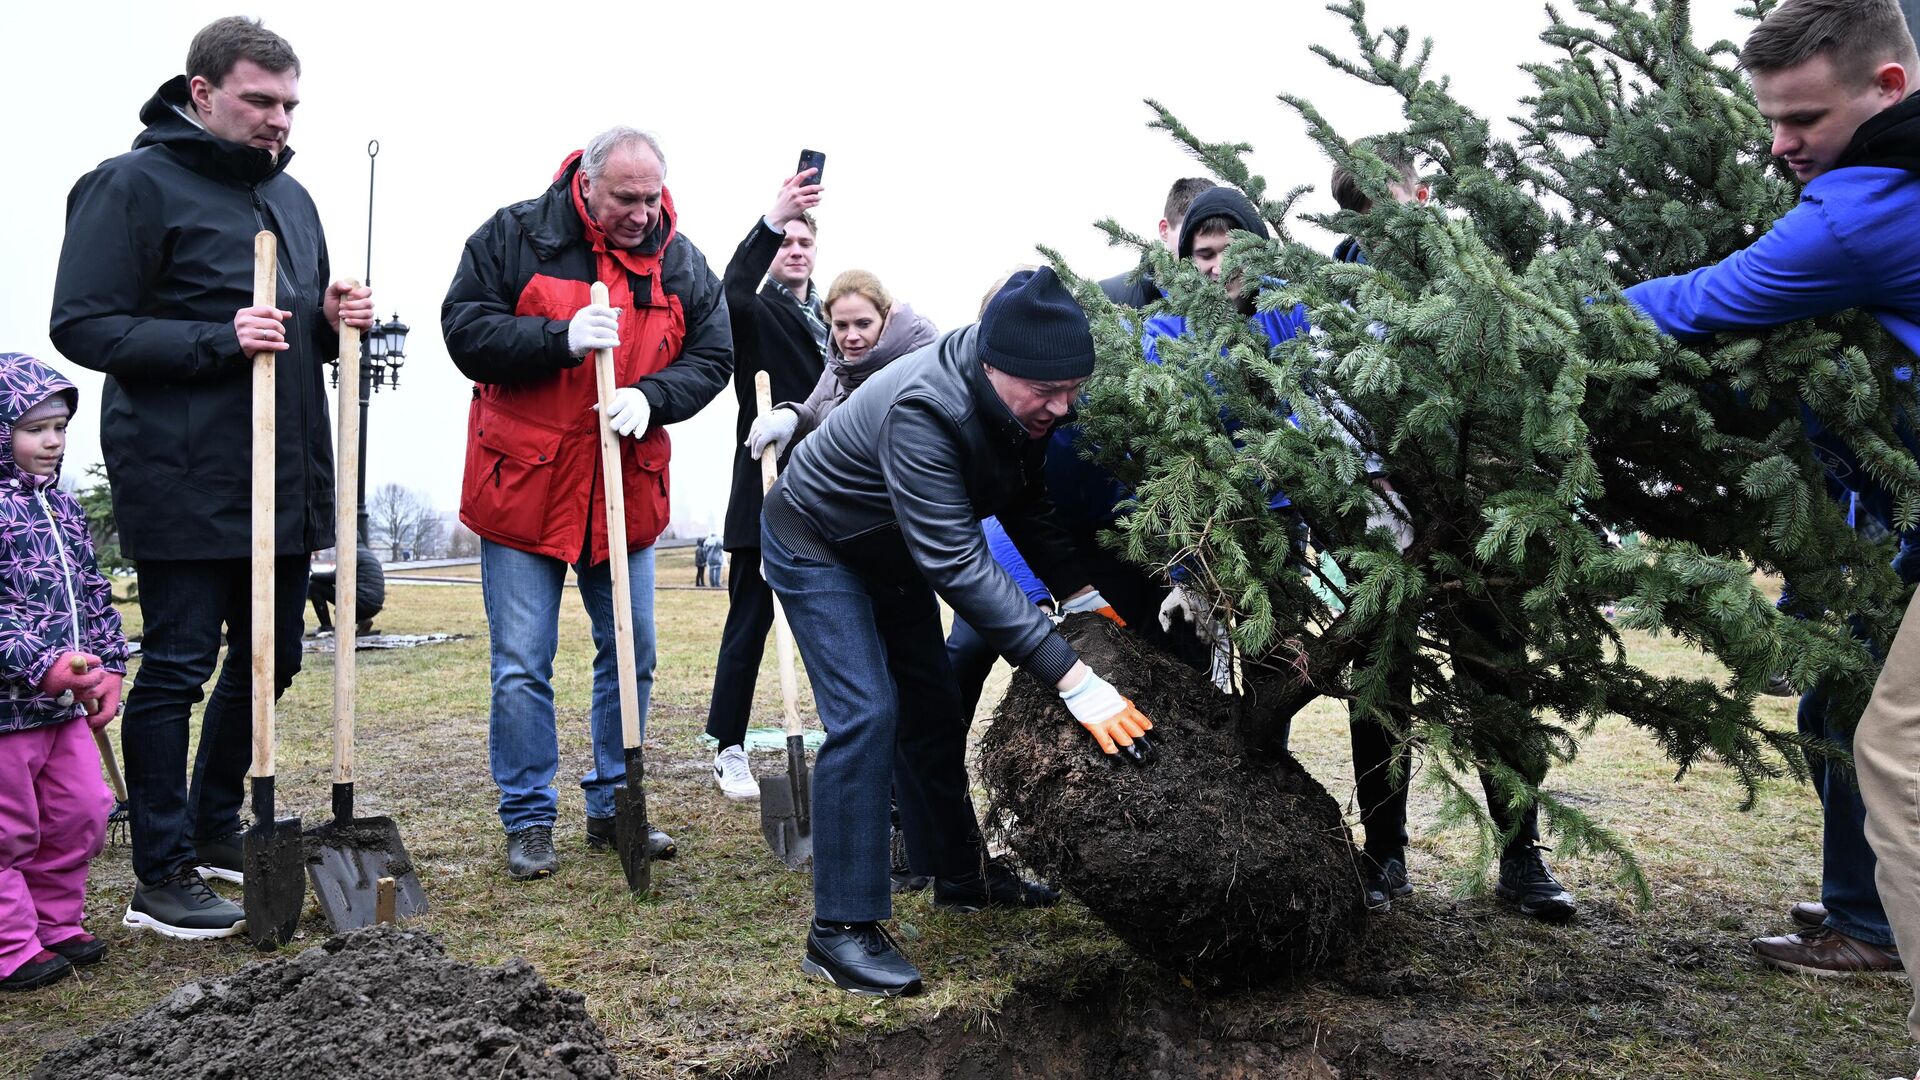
[34, 925, 616, 1079]
[978, 616, 1367, 985]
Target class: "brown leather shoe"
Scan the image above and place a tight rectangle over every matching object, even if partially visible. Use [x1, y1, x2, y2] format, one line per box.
[1789, 901, 1828, 929]
[1751, 926, 1903, 976]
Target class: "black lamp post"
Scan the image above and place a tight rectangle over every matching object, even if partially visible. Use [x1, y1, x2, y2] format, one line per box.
[329, 140, 409, 547]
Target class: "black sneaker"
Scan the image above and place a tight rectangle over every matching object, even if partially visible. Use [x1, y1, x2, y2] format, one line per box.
[506, 825, 558, 880]
[0, 950, 72, 991]
[194, 830, 245, 885]
[888, 827, 928, 893]
[1494, 844, 1577, 922]
[123, 869, 246, 939]
[1362, 852, 1414, 912]
[46, 933, 107, 967]
[932, 857, 1061, 913]
[584, 817, 677, 861]
[802, 919, 923, 997]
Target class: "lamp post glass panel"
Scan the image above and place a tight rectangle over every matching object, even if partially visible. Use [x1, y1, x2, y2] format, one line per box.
[329, 317, 409, 546]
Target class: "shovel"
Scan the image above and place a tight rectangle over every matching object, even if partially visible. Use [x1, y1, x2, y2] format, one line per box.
[241, 230, 306, 949]
[304, 293, 428, 931]
[591, 281, 651, 895]
[753, 371, 812, 870]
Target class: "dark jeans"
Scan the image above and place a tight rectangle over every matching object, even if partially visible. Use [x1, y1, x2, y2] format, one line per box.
[761, 524, 980, 922]
[946, 615, 999, 722]
[1348, 645, 1415, 861]
[122, 556, 308, 885]
[705, 549, 773, 750]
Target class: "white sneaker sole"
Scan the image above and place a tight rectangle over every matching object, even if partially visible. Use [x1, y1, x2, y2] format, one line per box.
[714, 769, 759, 803]
[122, 907, 246, 940]
[800, 957, 920, 997]
[196, 865, 244, 885]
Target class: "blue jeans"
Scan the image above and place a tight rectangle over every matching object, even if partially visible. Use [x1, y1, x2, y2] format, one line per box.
[480, 538, 655, 833]
[761, 523, 980, 923]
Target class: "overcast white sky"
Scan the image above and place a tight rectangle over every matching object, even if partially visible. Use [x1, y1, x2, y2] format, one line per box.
[0, 0, 1755, 537]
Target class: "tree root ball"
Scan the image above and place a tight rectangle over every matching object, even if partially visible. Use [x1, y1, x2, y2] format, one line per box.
[979, 616, 1367, 986]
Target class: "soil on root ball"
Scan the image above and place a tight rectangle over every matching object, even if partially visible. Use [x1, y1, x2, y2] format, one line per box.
[33, 924, 617, 1080]
[978, 615, 1367, 986]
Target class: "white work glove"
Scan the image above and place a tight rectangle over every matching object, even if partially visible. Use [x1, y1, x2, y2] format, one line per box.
[567, 304, 621, 357]
[747, 408, 799, 460]
[604, 387, 651, 437]
[1059, 588, 1126, 626]
[1059, 669, 1155, 765]
[1158, 586, 1221, 644]
[1366, 487, 1414, 553]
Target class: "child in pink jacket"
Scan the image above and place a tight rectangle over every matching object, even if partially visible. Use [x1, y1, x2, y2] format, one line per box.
[0, 352, 127, 991]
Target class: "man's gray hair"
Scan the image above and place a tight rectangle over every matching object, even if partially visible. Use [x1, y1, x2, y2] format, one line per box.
[581, 127, 667, 181]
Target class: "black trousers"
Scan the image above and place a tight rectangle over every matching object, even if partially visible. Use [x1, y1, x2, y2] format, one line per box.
[122, 556, 308, 885]
[705, 549, 774, 749]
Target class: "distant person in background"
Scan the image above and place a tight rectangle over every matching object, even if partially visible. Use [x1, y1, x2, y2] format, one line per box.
[308, 541, 386, 636]
[692, 535, 710, 588]
[707, 167, 829, 801]
[1096, 177, 1216, 308]
[703, 531, 723, 589]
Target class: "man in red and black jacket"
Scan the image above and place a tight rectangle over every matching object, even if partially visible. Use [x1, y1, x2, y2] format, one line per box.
[442, 126, 732, 882]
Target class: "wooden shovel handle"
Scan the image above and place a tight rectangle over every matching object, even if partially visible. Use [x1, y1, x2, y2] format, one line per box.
[95, 728, 127, 803]
[334, 290, 361, 786]
[250, 230, 278, 781]
[591, 282, 642, 751]
[754, 371, 804, 740]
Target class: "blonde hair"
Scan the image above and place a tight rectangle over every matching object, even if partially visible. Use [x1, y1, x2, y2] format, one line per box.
[825, 269, 892, 320]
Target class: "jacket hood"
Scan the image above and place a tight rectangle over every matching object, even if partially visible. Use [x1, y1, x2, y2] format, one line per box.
[1178, 188, 1271, 257]
[518, 150, 678, 265]
[829, 302, 938, 391]
[1836, 91, 1920, 174]
[133, 76, 293, 185]
[0, 354, 78, 488]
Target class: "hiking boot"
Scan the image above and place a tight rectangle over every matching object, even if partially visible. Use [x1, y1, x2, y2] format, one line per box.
[506, 825, 558, 880]
[1790, 901, 1829, 929]
[46, 933, 106, 967]
[582, 818, 676, 861]
[1752, 926, 1903, 976]
[1494, 845, 1576, 922]
[713, 745, 758, 802]
[802, 919, 923, 997]
[0, 951, 73, 991]
[932, 857, 1061, 913]
[889, 827, 928, 893]
[1362, 852, 1414, 912]
[123, 869, 246, 939]
[193, 829, 245, 885]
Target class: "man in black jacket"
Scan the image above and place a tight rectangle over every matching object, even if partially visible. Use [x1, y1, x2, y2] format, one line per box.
[50, 16, 372, 940]
[762, 268, 1153, 997]
[1096, 177, 1215, 308]
[706, 168, 827, 802]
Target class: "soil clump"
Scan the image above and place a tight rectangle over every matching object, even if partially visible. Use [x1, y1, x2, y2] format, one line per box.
[978, 616, 1367, 985]
[33, 924, 616, 1079]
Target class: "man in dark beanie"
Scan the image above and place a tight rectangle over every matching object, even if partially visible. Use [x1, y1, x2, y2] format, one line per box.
[761, 266, 1155, 998]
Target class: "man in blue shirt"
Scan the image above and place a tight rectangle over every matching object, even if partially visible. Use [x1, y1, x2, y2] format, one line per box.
[1622, 0, 1920, 1003]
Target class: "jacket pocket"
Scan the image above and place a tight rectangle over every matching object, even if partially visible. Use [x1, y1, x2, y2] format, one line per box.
[462, 400, 565, 548]
[620, 427, 671, 547]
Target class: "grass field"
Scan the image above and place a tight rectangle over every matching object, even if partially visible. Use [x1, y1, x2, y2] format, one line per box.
[0, 545, 1911, 1078]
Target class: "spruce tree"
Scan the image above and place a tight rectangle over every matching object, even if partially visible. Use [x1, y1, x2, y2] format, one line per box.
[1044, 0, 1920, 893]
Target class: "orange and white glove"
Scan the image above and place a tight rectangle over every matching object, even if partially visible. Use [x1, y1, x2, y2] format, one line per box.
[1059, 669, 1155, 766]
[1059, 589, 1126, 628]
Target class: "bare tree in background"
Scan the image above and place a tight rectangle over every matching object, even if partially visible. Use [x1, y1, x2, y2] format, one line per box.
[446, 523, 481, 558]
[367, 483, 445, 561]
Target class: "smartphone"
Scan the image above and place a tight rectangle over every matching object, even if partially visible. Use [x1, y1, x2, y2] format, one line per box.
[797, 149, 826, 187]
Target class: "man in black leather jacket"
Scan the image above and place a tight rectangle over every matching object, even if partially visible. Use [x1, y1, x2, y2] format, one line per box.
[761, 268, 1155, 998]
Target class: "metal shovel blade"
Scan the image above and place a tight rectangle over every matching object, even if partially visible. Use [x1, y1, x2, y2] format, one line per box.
[758, 737, 813, 870]
[305, 816, 428, 933]
[243, 814, 306, 950]
[613, 747, 652, 895]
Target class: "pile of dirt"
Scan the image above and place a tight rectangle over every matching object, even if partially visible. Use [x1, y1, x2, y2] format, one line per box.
[978, 616, 1367, 986]
[34, 925, 616, 1079]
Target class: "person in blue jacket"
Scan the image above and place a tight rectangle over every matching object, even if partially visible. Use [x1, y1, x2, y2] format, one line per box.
[1622, 0, 1920, 1001]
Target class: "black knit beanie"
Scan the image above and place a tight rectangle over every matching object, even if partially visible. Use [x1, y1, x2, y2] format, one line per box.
[978, 267, 1096, 381]
[1177, 188, 1270, 257]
